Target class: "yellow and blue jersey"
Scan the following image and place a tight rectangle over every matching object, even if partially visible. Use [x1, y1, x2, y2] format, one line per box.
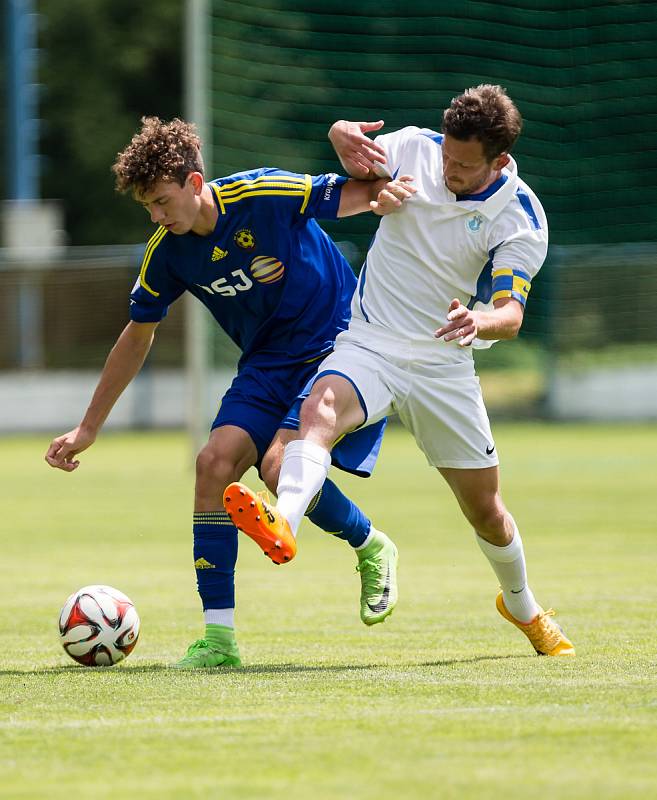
[130, 168, 353, 367]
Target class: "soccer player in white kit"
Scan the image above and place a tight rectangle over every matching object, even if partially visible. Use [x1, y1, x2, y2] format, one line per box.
[227, 85, 574, 656]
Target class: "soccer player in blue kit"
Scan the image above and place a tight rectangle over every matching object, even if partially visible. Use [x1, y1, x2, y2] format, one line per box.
[45, 116, 414, 668]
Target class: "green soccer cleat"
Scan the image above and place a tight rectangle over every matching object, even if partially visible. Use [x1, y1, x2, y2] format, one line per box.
[172, 624, 241, 669]
[356, 529, 399, 626]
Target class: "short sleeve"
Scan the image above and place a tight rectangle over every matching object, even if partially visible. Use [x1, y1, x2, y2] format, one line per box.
[129, 229, 185, 322]
[302, 173, 349, 219]
[218, 168, 348, 223]
[488, 191, 549, 307]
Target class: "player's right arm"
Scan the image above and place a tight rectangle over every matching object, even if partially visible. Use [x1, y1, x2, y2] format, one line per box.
[45, 320, 158, 472]
[328, 120, 389, 179]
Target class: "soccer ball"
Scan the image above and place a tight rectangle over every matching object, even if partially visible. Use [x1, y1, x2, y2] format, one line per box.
[58, 584, 140, 667]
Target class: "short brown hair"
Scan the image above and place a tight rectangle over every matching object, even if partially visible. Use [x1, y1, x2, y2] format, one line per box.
[112, 116, 204, 195]
[442, 85, 522, 161]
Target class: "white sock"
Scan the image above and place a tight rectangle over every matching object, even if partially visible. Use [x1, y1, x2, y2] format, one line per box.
[277, 439, 331, 537]
[354, 530, 374, 550]
[204, 608, 234, 628]
[354, 525, 380, 551]
[476, 523, 539, 623]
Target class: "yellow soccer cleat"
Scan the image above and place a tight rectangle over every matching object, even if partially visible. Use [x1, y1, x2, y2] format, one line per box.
[223, 482, 297, 565]
[496, 591, 575, 656]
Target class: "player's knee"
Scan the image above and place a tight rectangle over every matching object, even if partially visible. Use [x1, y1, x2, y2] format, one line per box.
[299, 385, 350, 438]
[195, 445, 240, 490]
[467, 501, 507, 541]
[300, 389, 333, 426]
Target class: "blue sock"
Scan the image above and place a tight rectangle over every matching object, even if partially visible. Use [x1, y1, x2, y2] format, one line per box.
[305, 479, 370, 548]
[193, 511, 238, 610]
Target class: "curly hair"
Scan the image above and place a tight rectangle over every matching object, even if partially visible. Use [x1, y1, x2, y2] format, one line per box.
[442, 85, 522, 161]
[112, 116, 205, 195]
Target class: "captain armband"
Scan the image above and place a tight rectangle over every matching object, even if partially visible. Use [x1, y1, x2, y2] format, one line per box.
[491, 267, 531, 306]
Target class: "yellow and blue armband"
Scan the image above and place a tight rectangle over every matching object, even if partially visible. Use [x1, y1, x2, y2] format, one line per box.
[491, 267, 531, 306]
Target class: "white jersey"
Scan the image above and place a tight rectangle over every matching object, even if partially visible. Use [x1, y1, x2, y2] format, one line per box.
[352, 126, 548, 354]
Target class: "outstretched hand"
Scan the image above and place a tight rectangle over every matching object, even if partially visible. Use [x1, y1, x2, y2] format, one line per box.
[329, 120, 388, 178]
[45, 426, 96, 472]
[435, 299, 480, 347]
[370, 175, 416, 215]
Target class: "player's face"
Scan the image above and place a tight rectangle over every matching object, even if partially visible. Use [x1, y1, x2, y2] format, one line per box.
[136, 174, 202, 234]
[441, 135, 508, 196]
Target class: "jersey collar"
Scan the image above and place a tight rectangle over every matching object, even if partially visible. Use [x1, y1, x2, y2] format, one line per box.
[452, 156, 519, 221]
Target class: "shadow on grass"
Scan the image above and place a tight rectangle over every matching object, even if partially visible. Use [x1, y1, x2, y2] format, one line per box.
[0, 653, 533, 677]
[420, 653, 535, 667]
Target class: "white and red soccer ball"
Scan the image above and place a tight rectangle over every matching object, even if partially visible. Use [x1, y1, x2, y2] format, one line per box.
[58, 585, 140, 667]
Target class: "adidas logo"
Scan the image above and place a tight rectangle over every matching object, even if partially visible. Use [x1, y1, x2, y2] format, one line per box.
[194, 557, 216, 569]
[211, 246, 227, 262]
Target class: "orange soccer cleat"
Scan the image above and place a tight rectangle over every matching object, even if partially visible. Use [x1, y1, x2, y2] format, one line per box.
[223, 482, 297, 565]
[496, 591, 575, 656]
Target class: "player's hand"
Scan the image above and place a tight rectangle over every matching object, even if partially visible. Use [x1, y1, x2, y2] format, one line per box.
[329, 120, 387, 178]
[434, 298, 480, 347]
[45, 426, 96, 472]
[370, 175, 416, 215]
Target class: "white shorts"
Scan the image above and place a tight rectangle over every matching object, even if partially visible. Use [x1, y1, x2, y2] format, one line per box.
[316, 320, 498, 470]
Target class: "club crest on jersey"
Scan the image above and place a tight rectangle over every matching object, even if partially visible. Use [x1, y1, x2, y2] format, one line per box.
[466, 213, 484, 232]
[250, 255, 285, 284]
[211, 246, 228, 262]
[234, 229, 256, 249]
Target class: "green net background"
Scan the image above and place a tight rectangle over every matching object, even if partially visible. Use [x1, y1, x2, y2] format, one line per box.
[208, 0, 657, 377]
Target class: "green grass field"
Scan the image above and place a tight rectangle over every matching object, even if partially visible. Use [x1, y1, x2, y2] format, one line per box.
[2, 424, 657, 799]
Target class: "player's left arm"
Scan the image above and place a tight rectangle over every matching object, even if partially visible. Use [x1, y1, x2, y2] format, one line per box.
[437, 201, 549, 346]
[337, 175, 416, 218]
[435, 296, 524, 347]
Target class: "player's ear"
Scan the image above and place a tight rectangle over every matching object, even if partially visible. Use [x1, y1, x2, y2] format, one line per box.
[188, 171, 204, 194]
[494, 153, 510, 170]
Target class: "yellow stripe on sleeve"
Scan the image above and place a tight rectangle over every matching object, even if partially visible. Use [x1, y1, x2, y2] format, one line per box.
[223, 189, 307, 205]
[299, 173, 312, 214]
[139, 226, 168, 297]
[220, 175, 309, 206]
[220, 175, 307, 197]
[210, 183, 225, 215]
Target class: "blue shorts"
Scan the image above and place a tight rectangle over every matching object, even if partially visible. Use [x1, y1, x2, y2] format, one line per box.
[212, 361, 385, 477]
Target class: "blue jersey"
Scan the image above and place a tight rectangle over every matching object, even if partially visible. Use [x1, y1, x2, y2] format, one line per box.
[130, 168, 355, 367]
